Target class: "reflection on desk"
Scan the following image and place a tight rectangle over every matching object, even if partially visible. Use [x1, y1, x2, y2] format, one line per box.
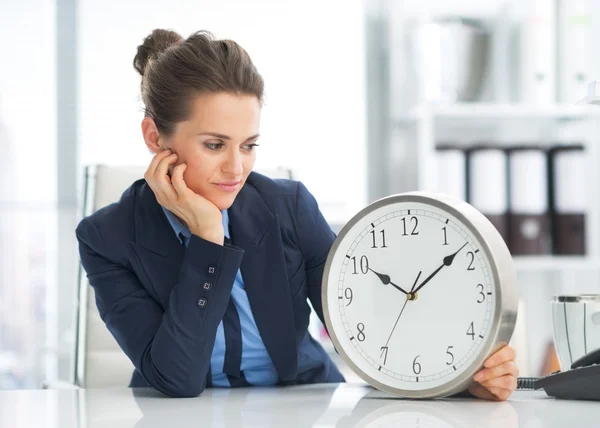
[0, 383, 599, 428]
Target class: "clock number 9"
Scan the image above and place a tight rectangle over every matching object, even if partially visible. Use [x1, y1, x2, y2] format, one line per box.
[345, 288, 353, 306]
[476, 284, 485, 303]
[357, 323, 366, 341]
[351, 255, 369, 274]
[412, 355, 422, 375]
[401, 216, 419, 236]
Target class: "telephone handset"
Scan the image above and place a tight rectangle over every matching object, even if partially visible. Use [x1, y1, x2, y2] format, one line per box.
[516, 347, 600, 400]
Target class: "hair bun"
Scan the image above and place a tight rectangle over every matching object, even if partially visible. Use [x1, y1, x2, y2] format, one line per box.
[133, 29, 183, 76]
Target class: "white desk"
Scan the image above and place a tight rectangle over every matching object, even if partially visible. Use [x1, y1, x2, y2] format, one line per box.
[1, 383, 598, 427]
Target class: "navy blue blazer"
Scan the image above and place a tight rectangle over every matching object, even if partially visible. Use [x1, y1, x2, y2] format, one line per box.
[75, 171, 344, 397]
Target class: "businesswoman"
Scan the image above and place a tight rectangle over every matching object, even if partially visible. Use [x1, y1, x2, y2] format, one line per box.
[76, 29, 518, 399]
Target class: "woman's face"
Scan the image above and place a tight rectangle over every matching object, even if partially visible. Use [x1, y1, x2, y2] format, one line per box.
[165, 92, 261, 211]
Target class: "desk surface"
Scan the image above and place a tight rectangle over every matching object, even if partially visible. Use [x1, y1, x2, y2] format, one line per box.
[1, 383, 598, 427]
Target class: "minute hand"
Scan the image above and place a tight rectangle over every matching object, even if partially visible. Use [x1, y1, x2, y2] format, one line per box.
[412, 243, 468, 294]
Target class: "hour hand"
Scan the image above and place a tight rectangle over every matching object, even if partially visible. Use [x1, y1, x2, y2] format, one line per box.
[367, 268, 409, 295]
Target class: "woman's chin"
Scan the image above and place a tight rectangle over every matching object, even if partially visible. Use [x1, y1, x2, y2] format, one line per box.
[207, 192, 237, 212]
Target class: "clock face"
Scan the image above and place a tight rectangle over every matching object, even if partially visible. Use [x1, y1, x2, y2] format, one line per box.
[323, 199, 499, 395]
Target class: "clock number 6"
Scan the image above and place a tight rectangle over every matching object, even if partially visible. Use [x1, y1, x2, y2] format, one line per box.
[351, 256, 369, 275]
[413, 355, 422, 375]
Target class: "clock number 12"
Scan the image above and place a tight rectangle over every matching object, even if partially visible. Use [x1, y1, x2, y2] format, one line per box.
[401, 216, 419, 236]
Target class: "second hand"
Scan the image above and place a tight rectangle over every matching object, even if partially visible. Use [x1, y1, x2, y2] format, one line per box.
[385, 271, 422, 347]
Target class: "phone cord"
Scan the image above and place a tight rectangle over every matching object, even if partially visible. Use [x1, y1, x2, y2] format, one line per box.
[516, 376, 540, 390]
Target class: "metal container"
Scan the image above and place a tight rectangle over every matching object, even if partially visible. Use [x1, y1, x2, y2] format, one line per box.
[415, 17, 490, 103]
[552, 295, 600, 370]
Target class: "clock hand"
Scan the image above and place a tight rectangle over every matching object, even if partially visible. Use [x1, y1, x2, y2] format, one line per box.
[367, 267, 409, 295]
[384, 299, 409, 347]
[385, 271, 421, 346]
[412, 242, 468, 295]
[409, 270, 422, 294]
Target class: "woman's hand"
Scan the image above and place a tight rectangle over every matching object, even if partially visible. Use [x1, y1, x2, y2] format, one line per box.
[144, 149, 224, 245]
[468, 345, 518, 401]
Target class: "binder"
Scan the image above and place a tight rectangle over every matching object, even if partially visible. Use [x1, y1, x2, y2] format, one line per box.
[508, 147, 552, 255]
[549, 145, 586, 255]
[436, 144, 467, 202]
[467, 146, 509, 243]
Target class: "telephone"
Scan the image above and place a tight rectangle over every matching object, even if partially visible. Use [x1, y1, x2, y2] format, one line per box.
[516, 346, 600, 400]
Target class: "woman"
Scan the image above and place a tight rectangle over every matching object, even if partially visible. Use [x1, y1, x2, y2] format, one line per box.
[76, 29, 518, 399]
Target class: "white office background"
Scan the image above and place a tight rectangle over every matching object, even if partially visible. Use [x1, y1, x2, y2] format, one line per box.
[0, 0, 366, 387]
[5, 0, 600, 390]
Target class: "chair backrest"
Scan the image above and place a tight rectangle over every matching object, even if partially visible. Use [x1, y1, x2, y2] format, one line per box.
[75, 165, 146, 388]
[74, 165, 293, 388]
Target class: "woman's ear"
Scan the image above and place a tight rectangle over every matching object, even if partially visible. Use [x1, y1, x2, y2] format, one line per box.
[141, 117, 167, 153]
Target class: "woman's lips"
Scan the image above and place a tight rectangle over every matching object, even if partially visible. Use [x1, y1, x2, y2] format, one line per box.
[214, 181, 241, 192]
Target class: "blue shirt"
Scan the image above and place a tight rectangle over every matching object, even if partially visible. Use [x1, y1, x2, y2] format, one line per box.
[161, 207, 279, 386]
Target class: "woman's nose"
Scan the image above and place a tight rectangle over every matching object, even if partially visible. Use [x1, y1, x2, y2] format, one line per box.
[223, 151, 243, 176]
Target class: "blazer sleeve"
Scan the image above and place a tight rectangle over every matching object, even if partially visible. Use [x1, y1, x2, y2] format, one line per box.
[76, 218, 243, 398]
[294, 182, 336, 327]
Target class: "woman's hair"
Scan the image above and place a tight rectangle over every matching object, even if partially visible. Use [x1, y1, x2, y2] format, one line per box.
[133, 29, 264, 137]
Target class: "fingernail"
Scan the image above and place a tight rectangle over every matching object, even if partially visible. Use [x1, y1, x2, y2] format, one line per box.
[474, 373, 483, 382]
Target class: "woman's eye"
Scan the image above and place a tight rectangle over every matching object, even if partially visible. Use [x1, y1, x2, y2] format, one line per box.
[242, 143, 260, 151]
[204, 142, 224, 150]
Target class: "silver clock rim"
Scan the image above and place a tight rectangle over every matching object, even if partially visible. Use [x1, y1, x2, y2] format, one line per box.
[321, 192, 518, 399]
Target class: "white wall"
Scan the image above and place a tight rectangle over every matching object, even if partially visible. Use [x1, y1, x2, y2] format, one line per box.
[0, 0, 56, 202]
[0, 0, 57, 388]
[78, 0, 367, 222]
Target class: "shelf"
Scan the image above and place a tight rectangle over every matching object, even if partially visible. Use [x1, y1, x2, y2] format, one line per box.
[513, 256, 600, 272]
[398, 103, 600, 124]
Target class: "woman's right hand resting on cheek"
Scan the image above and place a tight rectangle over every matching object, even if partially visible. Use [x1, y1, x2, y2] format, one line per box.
[144, 149, 225, 245]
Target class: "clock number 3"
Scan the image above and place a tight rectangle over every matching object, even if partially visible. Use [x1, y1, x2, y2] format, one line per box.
[476, 284, 485, 303]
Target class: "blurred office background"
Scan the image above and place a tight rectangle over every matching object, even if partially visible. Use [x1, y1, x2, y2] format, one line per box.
[2, 0, 600, 389]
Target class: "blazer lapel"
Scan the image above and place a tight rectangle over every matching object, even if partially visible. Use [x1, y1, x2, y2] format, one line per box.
[129, 181, 185, 307]
[229, 179, 298, 381]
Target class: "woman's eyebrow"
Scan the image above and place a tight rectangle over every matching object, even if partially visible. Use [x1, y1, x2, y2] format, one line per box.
[197, 132, 260, 141]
